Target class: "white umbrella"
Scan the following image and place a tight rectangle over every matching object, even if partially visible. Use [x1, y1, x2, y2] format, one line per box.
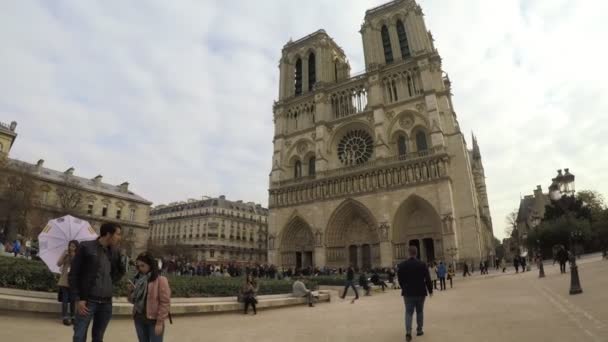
[38, 215, 98, 274]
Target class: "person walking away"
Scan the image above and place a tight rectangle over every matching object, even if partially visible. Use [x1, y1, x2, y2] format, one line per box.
[479, 261, 485, 275]
[241, 274, 258, 315]
[70, 222, 125, 342]
[12, 239, 21, 257]
[370, 270, 387, 291]
[429, 263, 438, 290]
[292, 276, 315, 307]
[359, 272, 371, 296]
[447, 264, 455, 288]
[57, 240, 79, 326]
[127, 252, 172, 342]
[514, 256, 520, 273]
[387, 267, 397, 289]
[557, 247, 568, 274]
[340, 265, 359, 303]
[437, 262, 447, 291]
[462, 262, 471, 277]
[521, 257, 527, 272]
[398, 246, 433, 342]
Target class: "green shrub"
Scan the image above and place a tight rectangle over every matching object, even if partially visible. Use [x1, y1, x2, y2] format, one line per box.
[0, 256, 317, 297]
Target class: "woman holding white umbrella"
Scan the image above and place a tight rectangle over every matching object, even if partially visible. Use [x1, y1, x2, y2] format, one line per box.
[57, 239, 79, 326]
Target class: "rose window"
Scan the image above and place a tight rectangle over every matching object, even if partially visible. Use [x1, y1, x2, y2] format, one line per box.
[337, 129, 374, 166]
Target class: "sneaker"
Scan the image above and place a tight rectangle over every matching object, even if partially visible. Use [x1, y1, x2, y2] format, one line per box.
[62, 319, 71, 326]
[417, 331, 424, 336]
[406, 334, 412, 341]
[308, 303, 314, 307]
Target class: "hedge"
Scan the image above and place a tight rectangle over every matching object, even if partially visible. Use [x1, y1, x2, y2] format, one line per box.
[0, 256, 317, 297]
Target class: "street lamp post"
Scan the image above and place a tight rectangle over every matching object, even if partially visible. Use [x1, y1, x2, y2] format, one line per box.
[550, 182, 583, 295]
[569, 231, 583, 295]
[537, 239, 545, 278]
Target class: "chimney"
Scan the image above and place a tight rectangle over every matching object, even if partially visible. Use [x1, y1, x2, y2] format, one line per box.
[65, 167, 74, 176]
[93, 175, 103, 185]
[35, 159, 44, 173]
[119, 182, 129, 192]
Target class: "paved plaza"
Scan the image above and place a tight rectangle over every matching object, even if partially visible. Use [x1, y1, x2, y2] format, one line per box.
[1, 257, 607, 342]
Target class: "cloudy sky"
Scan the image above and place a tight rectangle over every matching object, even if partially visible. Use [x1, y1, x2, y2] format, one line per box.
[1, 0, 607, 240]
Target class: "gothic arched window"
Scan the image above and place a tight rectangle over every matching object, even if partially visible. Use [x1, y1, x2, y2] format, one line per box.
[308, 52, 316, 91]
[398, 135, 407, 157]
[294, 160, 302, 178]
[308, 156, 316, 176]
[396, 20, 411, 58]
[381, 25, 394, 64]
[295, 58, 303, 96]
[415, 131, 428, 153]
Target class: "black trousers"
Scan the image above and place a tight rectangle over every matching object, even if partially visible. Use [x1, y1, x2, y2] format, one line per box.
[559, 261, 567, 273]
[244, 298, 257, 314]
[439, 277, 446, 290]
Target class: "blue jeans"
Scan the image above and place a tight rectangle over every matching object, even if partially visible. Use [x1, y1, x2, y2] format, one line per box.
[134, 318, 164, 342]
[404, 296, 425, 334]
[60, 287, 75, 320]
[342, 280, 359, 299]
[73, 301, 113, 342]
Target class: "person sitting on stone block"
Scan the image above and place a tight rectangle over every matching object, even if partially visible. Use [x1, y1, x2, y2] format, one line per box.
[292, 276, 315, 307]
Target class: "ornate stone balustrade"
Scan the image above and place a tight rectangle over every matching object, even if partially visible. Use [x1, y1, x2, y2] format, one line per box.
[269, 148, 449, 208]
[326, 74, 369, 119]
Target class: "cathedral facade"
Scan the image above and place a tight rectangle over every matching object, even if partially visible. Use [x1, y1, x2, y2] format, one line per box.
[267, 0, 494, 270]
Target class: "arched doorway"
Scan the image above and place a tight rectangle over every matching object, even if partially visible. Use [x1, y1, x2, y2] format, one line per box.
[326, 199, 379, 270]
[393, 195, 443, 263]
[280, 216, 315, 269]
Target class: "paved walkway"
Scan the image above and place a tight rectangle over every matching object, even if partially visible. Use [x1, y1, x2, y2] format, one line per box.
[1, 257, 607, 342]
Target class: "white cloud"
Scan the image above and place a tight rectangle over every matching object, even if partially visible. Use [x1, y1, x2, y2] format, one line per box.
[1, 0, 606, 240]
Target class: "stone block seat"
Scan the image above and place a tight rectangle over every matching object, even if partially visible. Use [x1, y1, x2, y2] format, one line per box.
[0, 288, 331, 316]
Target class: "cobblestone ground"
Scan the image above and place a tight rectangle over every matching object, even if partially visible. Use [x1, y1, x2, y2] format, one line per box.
[2, 256, 607, 342]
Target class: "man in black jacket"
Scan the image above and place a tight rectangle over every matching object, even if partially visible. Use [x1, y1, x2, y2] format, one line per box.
[398, 246, 433, 341]
[70, 222, 125, 342]
[340, 265, 359, 303]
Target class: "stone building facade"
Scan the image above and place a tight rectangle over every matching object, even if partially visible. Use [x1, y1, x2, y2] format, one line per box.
[267, 0, 494, 270]
[0, 121, 152, 257]
[149, 196, 268, 264]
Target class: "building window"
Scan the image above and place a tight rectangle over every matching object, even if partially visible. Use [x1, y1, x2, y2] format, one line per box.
[308, 52, 316, 91]
[294, 160, 302, 178]
[308, 156, 316, 176]
[40, 191, 49, 205]
[381, 25, 393, 64]
[398, 135, 407, 157]
[396, 20, 411, 58]
[210, 250, 215, 258]
[116, 209, 122, 220]
[337, 129, 374, 166]
[102, 204, 108, 217]
[416, 131, 428, 152]
[129, 208, 136, 221]
[294, 58, 303, 96]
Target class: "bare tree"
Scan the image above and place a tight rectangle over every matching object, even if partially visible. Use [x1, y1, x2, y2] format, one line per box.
[0, 159, 37, 240]
[505, 209, 518, 237]
[56, 183, 83, 215]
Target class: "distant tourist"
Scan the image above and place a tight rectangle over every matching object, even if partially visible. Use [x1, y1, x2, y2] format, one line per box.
[370, 270, 387, 291]
[69, 222, 125, 342]
[436, 261, 447, 291]
[398, 246, 433, 342]
[557, 247, 568, 274]
[429, 262, 438, 290]
[359, 271, 371, 296]
[479, 261, 485, 275]
[447, 264, 455, 288]
[387, 267, 397, 289]
[240, 274, 258, 315]
[340, 265, 359, 303]
[462, 262, 471, 277]
[12, 238, 21, 257]
[57, 240, 79, 326]
[514, 256, 520, 273]
[521, 257, 527, 272]
[127, 252, 172, 342]
[292, 276, 315, 307]
[500, 258, 507, 273]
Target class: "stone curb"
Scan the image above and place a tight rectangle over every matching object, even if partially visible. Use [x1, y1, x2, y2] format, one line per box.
[0, 288, 331, 316]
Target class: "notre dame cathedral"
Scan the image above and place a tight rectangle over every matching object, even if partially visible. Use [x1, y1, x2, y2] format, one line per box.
[267, 0, 494, 270]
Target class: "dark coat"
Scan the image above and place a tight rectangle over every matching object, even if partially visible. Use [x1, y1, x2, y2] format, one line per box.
[68, 239, 125, 302]
[397, 258, 433, 297]
[346, 267, 355, 281]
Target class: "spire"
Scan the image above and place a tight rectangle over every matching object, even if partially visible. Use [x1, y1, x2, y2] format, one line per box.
[472, 132, 481, 160]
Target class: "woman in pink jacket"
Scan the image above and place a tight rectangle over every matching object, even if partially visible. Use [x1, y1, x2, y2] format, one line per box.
[128, 252, 171, 342]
